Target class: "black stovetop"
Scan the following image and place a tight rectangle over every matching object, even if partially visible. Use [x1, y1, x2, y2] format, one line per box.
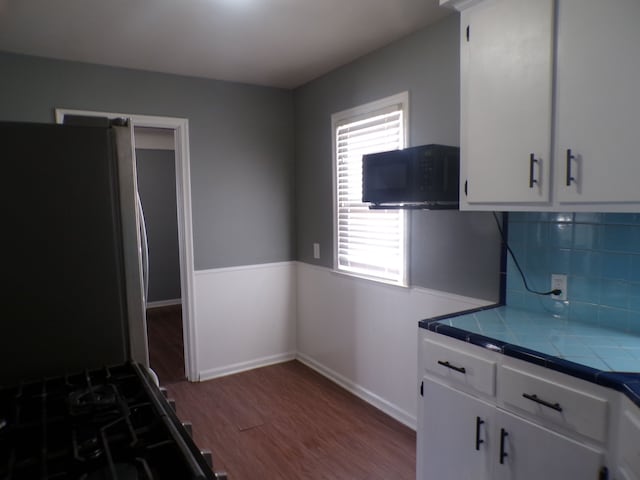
[0, 363, 216, 480]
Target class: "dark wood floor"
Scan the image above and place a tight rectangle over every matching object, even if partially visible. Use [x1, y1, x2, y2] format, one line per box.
[146, 304, 186, 384]
[166, 362, 416, 479]
[148, 306, 416, 479]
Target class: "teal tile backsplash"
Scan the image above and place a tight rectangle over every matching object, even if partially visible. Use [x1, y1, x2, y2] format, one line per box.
[506, 213, 640, 334]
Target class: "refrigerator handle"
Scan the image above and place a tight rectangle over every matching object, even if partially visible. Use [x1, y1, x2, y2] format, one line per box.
[136, 192, 149, 304]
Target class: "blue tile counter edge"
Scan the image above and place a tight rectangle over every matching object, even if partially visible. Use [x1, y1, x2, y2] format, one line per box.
[419, 303, 502, 325]
[419, 305, 640, 408]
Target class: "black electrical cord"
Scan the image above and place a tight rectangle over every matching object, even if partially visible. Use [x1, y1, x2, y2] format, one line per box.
[492, 212, 562, 297]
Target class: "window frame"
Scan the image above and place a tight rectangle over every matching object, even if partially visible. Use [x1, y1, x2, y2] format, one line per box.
[331, 91, 410, 287]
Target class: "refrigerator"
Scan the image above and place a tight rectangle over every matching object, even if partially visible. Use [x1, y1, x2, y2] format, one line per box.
[2, 119, 148, 385]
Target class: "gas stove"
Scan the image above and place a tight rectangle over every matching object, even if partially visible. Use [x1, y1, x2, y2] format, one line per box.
[0, 363, 224, 480]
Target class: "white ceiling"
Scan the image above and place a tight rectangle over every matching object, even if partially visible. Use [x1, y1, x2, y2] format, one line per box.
[0, 0, 451, 89]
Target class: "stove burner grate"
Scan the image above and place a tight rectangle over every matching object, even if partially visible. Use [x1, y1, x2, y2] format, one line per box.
[0, 363, 216, 480]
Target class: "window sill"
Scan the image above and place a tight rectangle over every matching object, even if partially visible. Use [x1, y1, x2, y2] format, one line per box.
[332, 267, 408, 289]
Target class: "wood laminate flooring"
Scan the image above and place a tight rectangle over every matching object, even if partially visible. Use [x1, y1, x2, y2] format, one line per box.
[146, 304, 186, 385]
[166, 362, 416, 480]
[148, 305, 416, 479]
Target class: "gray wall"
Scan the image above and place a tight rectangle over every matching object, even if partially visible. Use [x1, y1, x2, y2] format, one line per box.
[0, 14, 501, 300]
[0, 51, 295, 270]
[136, 149, 181, 303]
[293, 14, 501, 300]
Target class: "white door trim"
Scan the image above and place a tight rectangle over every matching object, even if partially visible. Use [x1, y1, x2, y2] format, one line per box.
[55, 108, 199, 382]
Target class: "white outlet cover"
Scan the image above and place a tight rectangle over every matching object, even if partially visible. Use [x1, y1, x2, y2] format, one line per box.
[551, 274, 567, 301]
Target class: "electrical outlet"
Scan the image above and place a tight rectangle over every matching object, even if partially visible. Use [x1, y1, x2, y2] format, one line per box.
[551, 274, 567, 301]
[313, 243, 320, 259]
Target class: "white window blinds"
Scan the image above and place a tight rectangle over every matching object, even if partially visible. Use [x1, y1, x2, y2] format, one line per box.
[333, 96, 407, 285]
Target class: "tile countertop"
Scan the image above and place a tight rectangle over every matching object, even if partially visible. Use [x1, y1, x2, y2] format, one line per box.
[419, 305, 640, 407]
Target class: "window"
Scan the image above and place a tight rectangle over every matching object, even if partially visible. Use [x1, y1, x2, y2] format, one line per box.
[332, 92, 409, 286]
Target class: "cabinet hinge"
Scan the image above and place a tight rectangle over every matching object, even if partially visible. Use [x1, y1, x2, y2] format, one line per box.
[464, 180, 468, 196]
[466, 25, 470, 42]
[420, 381, 424, 397]
[599, 466, 609, 480]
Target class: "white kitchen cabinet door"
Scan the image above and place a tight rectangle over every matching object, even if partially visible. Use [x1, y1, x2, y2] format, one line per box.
[555, 0, 640, 205]
[418, 378, 494, 480]
[494, 409, 606, 480]
[461, 0, 553, 205]
[618, 468, 639, 480]
[616, 399, 640, 480]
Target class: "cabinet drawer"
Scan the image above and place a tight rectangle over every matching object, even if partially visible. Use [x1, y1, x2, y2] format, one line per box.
[499, 365, 608, 442]
[422, 337, 496, 397]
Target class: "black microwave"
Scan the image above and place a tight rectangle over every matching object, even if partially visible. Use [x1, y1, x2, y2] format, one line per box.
[362, 144, 459, 208]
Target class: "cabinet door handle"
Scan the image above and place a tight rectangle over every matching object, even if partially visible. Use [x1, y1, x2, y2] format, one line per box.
[437, 360, 466, 374]
[529, 153, 539, 188]
[475, 416, 485, 451]
[522, 393, 563, 412]
[499, 428, 509, 464]
[566, 148, 576, 186]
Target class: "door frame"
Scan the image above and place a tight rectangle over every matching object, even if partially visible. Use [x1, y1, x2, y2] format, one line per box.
[55, 108, 199, 381]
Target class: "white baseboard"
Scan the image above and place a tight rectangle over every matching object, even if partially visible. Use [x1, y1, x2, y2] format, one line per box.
[199, 352, 297, 382]
[147, 298, 181, 308]
[296, 352, 417, 430]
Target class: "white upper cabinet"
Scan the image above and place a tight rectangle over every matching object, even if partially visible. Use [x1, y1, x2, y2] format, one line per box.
[443, 0, 640, 211]
[462, 0, 554, 205]
[554, 0, 640, 205]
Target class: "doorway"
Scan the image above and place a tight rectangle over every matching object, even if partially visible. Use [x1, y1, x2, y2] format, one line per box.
[55, 108, 199, 382]
[135, 130, 184, 384]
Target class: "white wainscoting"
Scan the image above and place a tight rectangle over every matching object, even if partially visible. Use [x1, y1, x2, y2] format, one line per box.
[194, 262, 297, 381]
[191, 260, 492, 430]
[296, 262, 493, 429]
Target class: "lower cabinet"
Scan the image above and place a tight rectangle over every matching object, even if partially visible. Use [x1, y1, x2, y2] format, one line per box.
[496, 407, 604, 480]
[418, 378, 606, 480]
[618, 469, 637, 480]
[418, 379, 494, 479]
[616, 397, 640, 480]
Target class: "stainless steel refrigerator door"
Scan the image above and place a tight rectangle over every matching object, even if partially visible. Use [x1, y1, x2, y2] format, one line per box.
[136, 191, 150, 304]
[113, 124, 149, 369]
[3, 122, 133, 384]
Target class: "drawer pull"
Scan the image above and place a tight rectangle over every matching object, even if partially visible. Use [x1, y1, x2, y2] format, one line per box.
[437, 360, 466, 374]
[522, 393, 563, 412]
[566, 148, 576, 186]
[475, 416, 485, 451]
[599, 466, 609, 480]
[529, 153, 539, 188]
[499, 428, 509, 464]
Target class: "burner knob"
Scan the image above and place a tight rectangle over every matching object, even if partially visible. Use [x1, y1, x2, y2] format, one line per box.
[200, 450, 212, 468]
[182, 422, 193, 436]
